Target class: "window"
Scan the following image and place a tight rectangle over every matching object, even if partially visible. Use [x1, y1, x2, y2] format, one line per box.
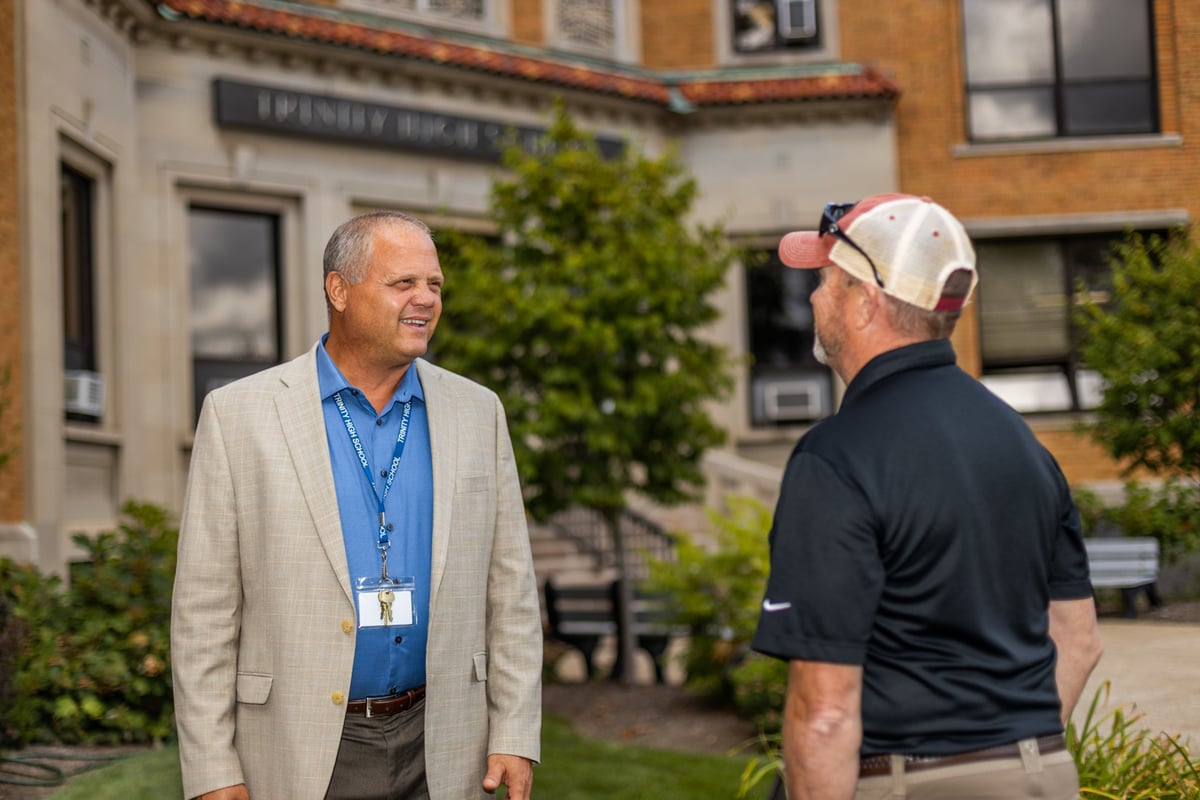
[61, 164, 96, 374]
[61, 162, 105, 422]
[975, 232, 1160, 413]
[188, 207, 283, 423]
[745, 250, 832, 425]
[733, 0, 820, 53]
[962, 0, 1157, 141]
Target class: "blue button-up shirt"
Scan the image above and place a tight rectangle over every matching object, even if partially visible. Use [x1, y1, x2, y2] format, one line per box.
[317, 337, 433, 699]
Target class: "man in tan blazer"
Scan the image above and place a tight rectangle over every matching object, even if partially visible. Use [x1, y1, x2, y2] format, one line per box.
[171, 211, 542, 800]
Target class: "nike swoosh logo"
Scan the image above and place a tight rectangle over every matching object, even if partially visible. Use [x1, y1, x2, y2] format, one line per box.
[762, 599, 792, 612]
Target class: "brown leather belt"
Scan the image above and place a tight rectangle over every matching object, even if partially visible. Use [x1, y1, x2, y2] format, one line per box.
[860, 734, 1066, 778]
[346, 686, 426, 718]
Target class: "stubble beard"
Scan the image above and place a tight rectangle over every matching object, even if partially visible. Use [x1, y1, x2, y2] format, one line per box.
[813, 329, 830, 366]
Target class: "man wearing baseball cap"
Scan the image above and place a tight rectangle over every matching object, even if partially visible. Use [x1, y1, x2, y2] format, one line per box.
[751, 194, 1103, 798]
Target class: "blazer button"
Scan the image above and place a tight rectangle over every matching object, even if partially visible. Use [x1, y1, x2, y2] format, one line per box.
[341, 619, 354, 634]
[332, 692, 345, 705]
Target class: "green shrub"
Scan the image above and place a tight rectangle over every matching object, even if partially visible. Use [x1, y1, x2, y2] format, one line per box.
[727, 653, 787, 734]
[0, 501, 177, 746]
[0, 589, 27, 744]
[646, 496, 781, 728]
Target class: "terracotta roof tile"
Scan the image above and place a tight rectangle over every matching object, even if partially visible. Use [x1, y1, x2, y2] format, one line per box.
[152, 0, 899, 108]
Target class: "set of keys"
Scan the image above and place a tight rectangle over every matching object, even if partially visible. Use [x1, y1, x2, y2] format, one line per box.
[378, 588, 395, 624]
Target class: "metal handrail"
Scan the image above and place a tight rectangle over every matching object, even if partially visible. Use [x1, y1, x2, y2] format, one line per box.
[546, 506, 675, 580]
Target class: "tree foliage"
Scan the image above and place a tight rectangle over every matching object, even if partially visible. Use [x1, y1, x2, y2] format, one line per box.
[1075, 229, 1200, 480]
[434, 104, 735, 522]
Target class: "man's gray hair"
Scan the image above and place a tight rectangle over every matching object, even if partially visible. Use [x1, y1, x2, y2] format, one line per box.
[884, 269, 974, 340]
[323, 210, 432, 287]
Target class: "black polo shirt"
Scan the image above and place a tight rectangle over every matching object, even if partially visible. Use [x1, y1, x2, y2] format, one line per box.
[752, 340, 1093, 756]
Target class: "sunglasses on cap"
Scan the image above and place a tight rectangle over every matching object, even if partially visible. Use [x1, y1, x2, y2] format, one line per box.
[820, 202, 886, 289]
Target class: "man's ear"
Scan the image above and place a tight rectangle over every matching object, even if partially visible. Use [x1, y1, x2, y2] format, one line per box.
[853, 281, 882, 330]
[326, 271, 348, 313]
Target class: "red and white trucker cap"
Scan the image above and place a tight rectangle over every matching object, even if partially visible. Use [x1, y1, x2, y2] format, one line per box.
[778, 194, 978, 312]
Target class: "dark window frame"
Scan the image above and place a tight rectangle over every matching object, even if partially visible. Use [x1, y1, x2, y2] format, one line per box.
[961, 0, 1159, 142]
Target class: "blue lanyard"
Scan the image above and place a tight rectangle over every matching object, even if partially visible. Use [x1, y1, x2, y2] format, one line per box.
[333, 391, 413, 555]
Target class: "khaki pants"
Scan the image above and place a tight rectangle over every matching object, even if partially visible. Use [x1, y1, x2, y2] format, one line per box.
[854, 738, 1079, 799]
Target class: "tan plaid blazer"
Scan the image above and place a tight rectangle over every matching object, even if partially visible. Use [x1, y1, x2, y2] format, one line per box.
[171, 346, 542, 800]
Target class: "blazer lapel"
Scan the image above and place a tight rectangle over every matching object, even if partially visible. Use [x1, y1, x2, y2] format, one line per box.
[276, 346, 354, 605]
[418, 359, 456, 606]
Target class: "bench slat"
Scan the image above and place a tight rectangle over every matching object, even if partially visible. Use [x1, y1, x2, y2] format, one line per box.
[1084, 537, 1161, 611]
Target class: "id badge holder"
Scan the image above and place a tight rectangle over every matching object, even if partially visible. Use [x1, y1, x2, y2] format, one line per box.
[355, 576, 417, 628]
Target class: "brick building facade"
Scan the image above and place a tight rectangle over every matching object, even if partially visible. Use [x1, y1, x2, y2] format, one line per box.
[3, 0, 1193, 573]
[0, 0, 23, 527]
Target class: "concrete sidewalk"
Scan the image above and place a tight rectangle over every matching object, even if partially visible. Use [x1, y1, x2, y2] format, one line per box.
[1071, 620, 1200, 749]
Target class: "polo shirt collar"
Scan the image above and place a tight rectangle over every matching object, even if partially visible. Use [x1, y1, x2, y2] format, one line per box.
[842, 339, 956, 407]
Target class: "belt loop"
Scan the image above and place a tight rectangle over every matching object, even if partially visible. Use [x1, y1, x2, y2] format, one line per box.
[889, 754, 906, 797]
[1018, 737, 1043, 774]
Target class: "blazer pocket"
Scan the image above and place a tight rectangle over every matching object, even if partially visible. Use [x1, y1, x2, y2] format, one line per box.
[236, 672, 273, 705]
[457, 473, 490, 494]
[472, 652, 488, 682]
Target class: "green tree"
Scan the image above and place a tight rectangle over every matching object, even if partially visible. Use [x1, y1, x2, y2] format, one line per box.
[435, 104, 736, 681]
[1075, 229, 1200, 480]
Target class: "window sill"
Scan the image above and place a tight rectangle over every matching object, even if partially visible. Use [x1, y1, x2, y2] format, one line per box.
[64, 423, 123, 447]
[953, 133, 1181, 159]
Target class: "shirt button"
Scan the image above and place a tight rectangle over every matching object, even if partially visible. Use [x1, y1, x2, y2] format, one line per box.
[380, 470, 387, 478]
[341, 620, 354, 634]
[331, 692, 345, 705]
[376, 419, 383, 426]
[394, 635, 404, 644]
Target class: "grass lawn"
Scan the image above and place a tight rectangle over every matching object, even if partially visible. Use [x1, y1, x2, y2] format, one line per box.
[49, 714, 769, 799]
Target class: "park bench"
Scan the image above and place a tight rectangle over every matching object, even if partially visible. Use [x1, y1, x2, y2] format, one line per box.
[1085, 537, 1163, 618]
[543, 578, 685, 683]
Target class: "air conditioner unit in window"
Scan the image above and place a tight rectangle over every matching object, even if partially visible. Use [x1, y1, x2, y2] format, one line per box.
[754, 374, 830, 423]
[64, 370, 105, 417]
[776, 0, 817, 41]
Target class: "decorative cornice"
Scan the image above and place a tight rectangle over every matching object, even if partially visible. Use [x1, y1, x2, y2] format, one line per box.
[147, 0, 900, 112]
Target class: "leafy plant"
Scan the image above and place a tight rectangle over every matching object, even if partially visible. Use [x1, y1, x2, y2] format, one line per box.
[1074, 229, 1200, 481]
[1071, 682, 1200, 798]
[0, 501, 177, 746]
[646, 496, 781, 725]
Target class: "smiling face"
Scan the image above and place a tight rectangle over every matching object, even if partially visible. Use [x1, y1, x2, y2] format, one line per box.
[327, 221, 443, 375]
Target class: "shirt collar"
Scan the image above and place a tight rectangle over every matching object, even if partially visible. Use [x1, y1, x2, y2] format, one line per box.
[316, 334, 425, 405]
[842, 339, 956, 406]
